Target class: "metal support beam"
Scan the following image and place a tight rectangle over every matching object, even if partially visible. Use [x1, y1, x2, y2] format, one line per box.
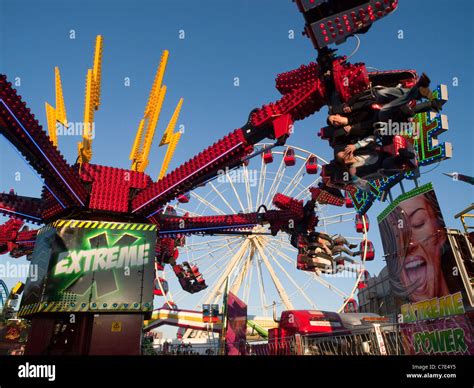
[253, 237, 294, 310]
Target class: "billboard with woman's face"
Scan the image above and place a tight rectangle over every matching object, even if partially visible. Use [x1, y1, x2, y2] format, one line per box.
[378, 184, 465, 310]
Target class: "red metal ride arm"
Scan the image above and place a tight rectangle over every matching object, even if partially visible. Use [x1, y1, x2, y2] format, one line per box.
[0, 75, 88, 215]
[0, 191, 44, 224]
[0, 218, 38, 258]
[0, 218, 23, 255]
[159, 213, 260, 236]
[131, 128, 255, 218]
[158, 194, 309, 237]
[10, 228, 38, 258]
[131, 67, 328, 219]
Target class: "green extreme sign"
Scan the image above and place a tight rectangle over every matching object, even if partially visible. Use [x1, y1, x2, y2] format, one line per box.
[400, 292, 473, 355]
[18, 220, 157, 317]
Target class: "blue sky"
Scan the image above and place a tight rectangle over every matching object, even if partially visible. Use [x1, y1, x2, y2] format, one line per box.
[0, 0, 473, 326]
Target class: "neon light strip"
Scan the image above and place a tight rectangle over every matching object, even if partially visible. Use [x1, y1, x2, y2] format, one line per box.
[134, 141, 244, 214]
[0, 207, 42, 221]
[146, 207, 164, 219]
[377, 182, 433, 223]
[2, 135, 66, 209]
[158, 223, 256, 235]
[0, 99, 84, 206]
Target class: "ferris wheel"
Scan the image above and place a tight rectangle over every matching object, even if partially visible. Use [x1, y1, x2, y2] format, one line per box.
[0, 280, 8, 310]
[156, 143, 371, 318]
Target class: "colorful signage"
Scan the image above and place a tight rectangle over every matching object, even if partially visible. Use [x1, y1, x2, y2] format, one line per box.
[401, 314, 474, 355]
[377, 185, 474, 355]
[225, 292, 247, 356]
[401, 292, 465, 323]
[378, 184, 468, 311]
[18, 220, 157, 316]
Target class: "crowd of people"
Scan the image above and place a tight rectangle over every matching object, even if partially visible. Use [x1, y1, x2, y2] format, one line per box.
[322, 73, 444, 192]
[296, 232, 361, 273]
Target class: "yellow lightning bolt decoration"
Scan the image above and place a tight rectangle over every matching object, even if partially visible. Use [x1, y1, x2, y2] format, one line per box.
[158, 98, 183, 179]
[11, 281, 24, 295]
[130, 50, 169, 172]
[78, 35, 103, 165]
[45, 67, 68, 147]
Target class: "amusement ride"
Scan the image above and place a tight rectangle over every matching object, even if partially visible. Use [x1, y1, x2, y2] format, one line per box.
[0, 0, 455, 353]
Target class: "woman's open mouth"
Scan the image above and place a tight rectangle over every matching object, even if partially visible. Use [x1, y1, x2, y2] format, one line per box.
[404, 255, 427, 289]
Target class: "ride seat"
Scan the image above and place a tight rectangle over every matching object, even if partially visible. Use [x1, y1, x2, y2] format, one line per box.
[381, 135, 407, 156]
